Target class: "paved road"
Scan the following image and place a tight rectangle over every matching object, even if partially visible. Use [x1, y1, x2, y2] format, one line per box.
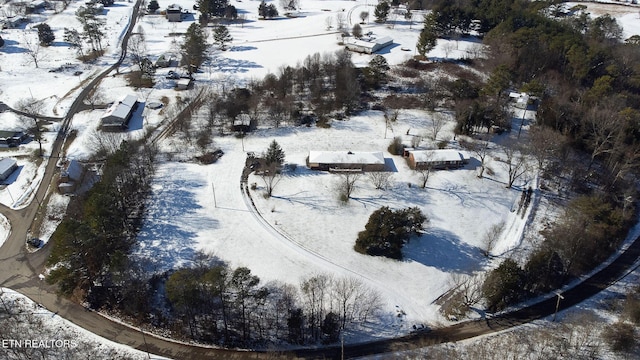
[1, 3, 640, 360]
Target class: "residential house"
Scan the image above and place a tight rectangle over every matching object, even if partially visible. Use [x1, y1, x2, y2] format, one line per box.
[100, 94, 138, 130]
[407, 149, 466, 170]
[308, 151, 385, 172]
[345, 36, 393, 54]
[166, 4, 182, 22]
[0, 131, 28, 148]
[58, 159, 84, 194]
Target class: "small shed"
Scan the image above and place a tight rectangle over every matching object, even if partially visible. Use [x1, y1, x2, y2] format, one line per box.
[408, 149, 466, 170]
[176, 77, 192, 90]
[233, 113, 251, 132]
[155, 54, 172, 68]
[166, 4, 182, 22]
[308, 151, 385, 172]
[0, 158, 18, 181]
[100, 94, 138, 130]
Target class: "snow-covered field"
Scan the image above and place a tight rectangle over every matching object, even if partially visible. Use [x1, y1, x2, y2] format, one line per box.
[0, 0, 639, 355]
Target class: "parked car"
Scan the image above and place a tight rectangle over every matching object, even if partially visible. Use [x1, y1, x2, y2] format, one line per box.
[166, 70, 180, 79]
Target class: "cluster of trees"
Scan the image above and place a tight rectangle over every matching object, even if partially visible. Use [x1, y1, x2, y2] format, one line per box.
[162, 257, 381, 346]
[203, 50, 370, 130]
[63, 2, 106, 60]
[47, 141, 157, 302]
[258, 0, 278, 19]
[482, 195, 634, 312]
[355, 206, 427, 259]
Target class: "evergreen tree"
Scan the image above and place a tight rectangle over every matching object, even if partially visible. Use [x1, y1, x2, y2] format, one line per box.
[373, 1, 390, 23]
[63, 28, 84, 58]
[0, 35, 4, 48]
[265, 139, 285, 166]
[181, 23, 208, 71]
[352, 23, 362, 38]
[147, 0, 159, 12]
[416, 14, 438, 58]
[363, 55, 389, 88]
[199, 0, 229, 17]
[482, 258, 527, 312]
[213, 25, 233, 50]
[76, 3, 106, 52]
[259, 1, 278, 19]
[35, 23, 55, 46]
[355, 206, 426, 259]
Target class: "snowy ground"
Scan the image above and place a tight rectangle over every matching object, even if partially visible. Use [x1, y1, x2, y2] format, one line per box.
[0, 287, 169, 360]
[0, 0, 638, 355]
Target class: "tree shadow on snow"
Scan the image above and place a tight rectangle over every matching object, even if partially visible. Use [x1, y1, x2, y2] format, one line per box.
[135, 179, 218, 273]
[404, 228, 485, 273]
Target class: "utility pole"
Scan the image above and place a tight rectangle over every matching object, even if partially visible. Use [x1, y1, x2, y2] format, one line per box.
[211, 182, 217, 208]
[553, 291, 564, 322]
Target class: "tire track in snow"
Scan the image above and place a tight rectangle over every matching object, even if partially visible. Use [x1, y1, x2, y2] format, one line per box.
[239, 179, 422, 319]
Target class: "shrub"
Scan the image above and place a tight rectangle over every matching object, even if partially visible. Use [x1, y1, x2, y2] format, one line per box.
[388, 136, 403, 155]
[482, 259, 527, 312]
[355, 206, 427, 259]
[604, 322, 636, 353]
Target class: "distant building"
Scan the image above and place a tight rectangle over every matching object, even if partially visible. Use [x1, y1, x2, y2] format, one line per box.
[407, 149, 466, 170]
[0, 158, 18, 181]
[166, 4, 182, 22]
[58, 159, 84, 194]
[345, 36, 393, 54]
[307, 151, 385, 172]
[100, 94, 138, 130]
[155, 54, 172, 68]
[233, 113, 251, 132]
[176, 77, 192, 90]
[0, 131, 28, 148]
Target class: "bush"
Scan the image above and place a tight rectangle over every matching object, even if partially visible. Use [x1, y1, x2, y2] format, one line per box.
[604, 322, 636, 353]
[388, 136, 403, 155]
[355, 206, 426, 259]
[482, 259, 527, 312]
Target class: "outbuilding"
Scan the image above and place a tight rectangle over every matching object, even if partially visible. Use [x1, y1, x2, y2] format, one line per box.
[345, 36, 393, 54]
[166, 4, 182, 22]
[100, 94, 138, 130]
[307, 151, 385, 172]
[0, 158, 18, 181]
[0, 131, 28, 148]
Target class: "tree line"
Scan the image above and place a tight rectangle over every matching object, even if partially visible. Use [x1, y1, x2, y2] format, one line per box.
[139, 254, 382, 347]
[47, 140, 157, 304]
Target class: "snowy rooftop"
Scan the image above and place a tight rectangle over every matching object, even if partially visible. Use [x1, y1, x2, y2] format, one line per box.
[308, 151, 385, 165]
[409, 149, 465, 163]
[101, 94, 138, 121]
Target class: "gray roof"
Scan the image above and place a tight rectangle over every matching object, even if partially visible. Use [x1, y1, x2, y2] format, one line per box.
[308, 151, 384, 165]
[0, 158, 17, 173]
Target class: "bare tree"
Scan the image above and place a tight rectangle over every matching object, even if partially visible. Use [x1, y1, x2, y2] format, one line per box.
[443, 42, 456, 58]
[22, 31, 43, 68]
[481, 221, 504, 257]
[335, 13, 346, 31]
[368, 171, 392, 190]
[428, 111, 447, 141]
[461, 136, 491, 178]
[16, 98, 45, 156]
[259, 165, 282, 197]
[359, 11, 369, 24]
[85, 87, 105, 110]
[300, 273, 332, 341]
[584, 106, 620, 173]
[502, 144, 530, 188]
[527, 125, 566, 172]
[86, 128, 130, 158]
[416, 166, 432, 188]
[336, 172, 361, 201]
[325, 16, 333, 30]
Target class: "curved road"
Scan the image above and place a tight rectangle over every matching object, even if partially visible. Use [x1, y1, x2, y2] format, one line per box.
[1, 4, 640, 360]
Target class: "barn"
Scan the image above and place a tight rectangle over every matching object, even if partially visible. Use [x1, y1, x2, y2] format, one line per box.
[407, 149, 466, 170]
[307, 151, 385, 172]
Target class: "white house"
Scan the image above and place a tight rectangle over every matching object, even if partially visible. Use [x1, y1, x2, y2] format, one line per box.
[345, 37, 393, 54]
[407, 149, 466, 170]
[100, 94, 138, 130]
[307, 151, 385, 171]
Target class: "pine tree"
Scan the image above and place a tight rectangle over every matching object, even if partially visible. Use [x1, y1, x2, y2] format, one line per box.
[417, 14, 438, 58]
[64, 28, 84, 58]
[373, 1, 390, 23]
[35, 23, 55, 46]
[213, 25, 233, 50]
[147, 0, 159, 12]
[181, 23, 208, 71]
[355, 206, 426, 259]
[265, 139, 285, 166]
